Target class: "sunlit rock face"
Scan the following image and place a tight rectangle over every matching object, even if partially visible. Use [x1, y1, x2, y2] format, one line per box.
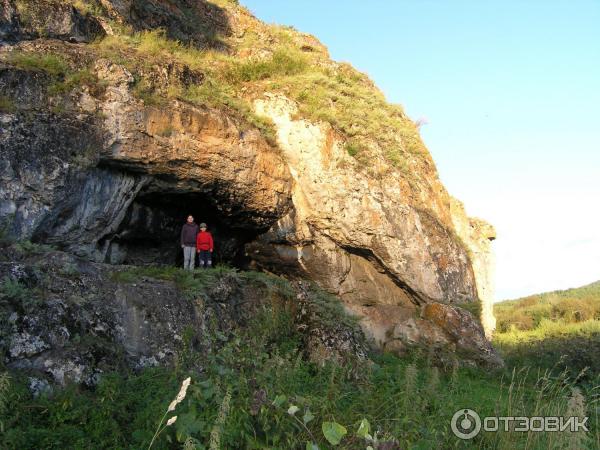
[450, 198, 497, 337]
[0, 0, 501, 368]
[249, 95, 501, 368]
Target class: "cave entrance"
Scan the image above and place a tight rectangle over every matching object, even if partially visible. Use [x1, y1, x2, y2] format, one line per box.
[104, 189, 262, 269]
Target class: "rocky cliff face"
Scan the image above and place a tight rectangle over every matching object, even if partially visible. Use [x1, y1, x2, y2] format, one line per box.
[0, 0, 501, 368]
[450, 198, 497, 337]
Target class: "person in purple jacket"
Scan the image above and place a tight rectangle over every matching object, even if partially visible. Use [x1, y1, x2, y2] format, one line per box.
[180, 215, 199, 270]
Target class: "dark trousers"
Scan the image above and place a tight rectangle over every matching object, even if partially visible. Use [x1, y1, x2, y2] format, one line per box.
[199, 250, 212, 268]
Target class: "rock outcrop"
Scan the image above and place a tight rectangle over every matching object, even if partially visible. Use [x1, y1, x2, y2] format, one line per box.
[450, 197, 497, 337]
[1, 0, 105, 43]
[0, 0, 501, 368]
[249, 95, 501, 367]
[0, 246, 367, 387]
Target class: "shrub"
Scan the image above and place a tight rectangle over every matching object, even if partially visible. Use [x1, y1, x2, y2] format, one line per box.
[345, 140, 361, 157]
[0, 277, 30, 303]
[49, 68, 107, 96]
[225, 48, 308, 84]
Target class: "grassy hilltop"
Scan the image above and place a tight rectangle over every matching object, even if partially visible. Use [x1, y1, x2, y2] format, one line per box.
[8, 0, 432, 178]
[494, 281, 600, 375]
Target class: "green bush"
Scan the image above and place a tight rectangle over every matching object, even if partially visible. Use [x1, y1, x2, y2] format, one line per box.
[225, 48, 308, 84]
[0, 278, 32, 304]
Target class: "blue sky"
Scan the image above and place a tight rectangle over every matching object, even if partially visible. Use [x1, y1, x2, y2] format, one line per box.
[242, 0, 600, 300]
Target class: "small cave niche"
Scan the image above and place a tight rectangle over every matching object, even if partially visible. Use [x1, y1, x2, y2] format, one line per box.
[103, 189, 263, 269]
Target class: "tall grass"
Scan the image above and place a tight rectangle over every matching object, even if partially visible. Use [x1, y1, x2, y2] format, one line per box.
[3, 263, 599, 448]
[495, 281, 600, 332]
[494, 281, 600, 376]
[3, 348, 597, 448]
[494, 319, 600, 376]
[5, 52, 69, 76]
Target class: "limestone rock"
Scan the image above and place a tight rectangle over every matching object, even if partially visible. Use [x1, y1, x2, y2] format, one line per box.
[293, 280, 369, 367]
[250, 95, 501, 366]
[99, 0, 231, 49]
[0, 1, 501, 368]
[450, 197, 497, 337]
[0, 0, 19, 42]
[1, 53, 292, 264]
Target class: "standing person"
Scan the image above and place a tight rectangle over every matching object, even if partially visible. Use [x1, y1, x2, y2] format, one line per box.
[181, 215, 199, 270]
[196, 223, 214, 269]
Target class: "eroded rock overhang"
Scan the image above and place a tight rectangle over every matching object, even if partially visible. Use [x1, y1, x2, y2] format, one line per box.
[244, 95, 501, 368]
[0, 47, 501, 367]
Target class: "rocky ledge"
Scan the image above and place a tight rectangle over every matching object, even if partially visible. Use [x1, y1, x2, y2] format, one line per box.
[0, 245, 373, 393]
[0, 0, 502, 368]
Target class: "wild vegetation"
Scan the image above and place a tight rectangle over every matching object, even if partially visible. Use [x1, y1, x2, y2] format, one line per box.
[6, 0, 430, 169]
[495, 281, 600, 332]
[493, 281, 600, 380]
[93, 23, 426, 167]
[1, 1, 599, 447]
[1, 261, 599, 449]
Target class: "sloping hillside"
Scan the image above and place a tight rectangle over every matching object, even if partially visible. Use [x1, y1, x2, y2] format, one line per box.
[494, 281, 600, 332]
[494, 281, 600, 376]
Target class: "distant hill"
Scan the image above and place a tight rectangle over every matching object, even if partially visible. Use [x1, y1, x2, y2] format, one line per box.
[494, 281, 600, 332]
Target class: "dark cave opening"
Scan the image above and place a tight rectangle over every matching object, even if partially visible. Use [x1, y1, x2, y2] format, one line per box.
[103, 189, 264, 269]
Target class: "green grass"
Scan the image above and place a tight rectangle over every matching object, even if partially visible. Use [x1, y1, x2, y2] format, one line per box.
[4, 2, 425, 172]
[5, 52, 69, 76]
[10, 0, 438, 178]
[49, 68, 107, 96]
[224, 48, 308, 84]
[2, 267, 599, 449]
[11, 240, 55, 255]
[2, 51, 107, 102]
[494, 319, 600, 378]
[493, 281, 600, 378]
[2, 325, 597, 449]
[0, 277, 31, 304]
[89, 18, 428, 170]
[94, 29, 286, 143]
[15, 0, 104, 29]
[268, 64, 428, 167]
[494, 281, 600, 332]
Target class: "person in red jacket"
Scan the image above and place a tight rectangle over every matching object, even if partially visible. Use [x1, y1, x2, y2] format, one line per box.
[196, 222, 214, 269]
